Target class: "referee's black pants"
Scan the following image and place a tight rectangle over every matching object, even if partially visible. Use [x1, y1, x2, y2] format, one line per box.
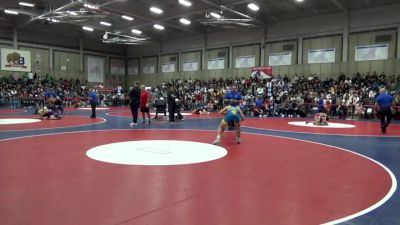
[90, 102, 96, 118]
[130, 103, 140, 123]
[379, 108, 392, 127]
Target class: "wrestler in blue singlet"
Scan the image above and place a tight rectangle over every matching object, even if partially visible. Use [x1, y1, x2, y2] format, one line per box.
[221, 106, 241, 125]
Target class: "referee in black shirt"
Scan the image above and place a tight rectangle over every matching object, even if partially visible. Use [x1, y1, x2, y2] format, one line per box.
[129, 81, 141, 126]
[167, 86, 176, 122]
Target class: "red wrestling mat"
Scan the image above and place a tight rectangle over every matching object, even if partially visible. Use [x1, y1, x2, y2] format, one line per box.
[0, 109, 26, 115]
[0, 130, 393, 225]
[108, 111, 223, 119]
[242, 118, 400, 136]
[0, 115, 105, 131]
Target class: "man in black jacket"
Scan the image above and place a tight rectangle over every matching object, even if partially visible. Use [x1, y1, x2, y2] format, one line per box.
[129, 81, 141, 126]
[167, 86, 176, 122]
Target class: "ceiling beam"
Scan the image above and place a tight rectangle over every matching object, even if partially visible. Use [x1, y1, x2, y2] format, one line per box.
[330, 0, 349, 13]
[100, 0, 125, 7]
[200, 0, 266, 25]
[18, 0, 83, 28]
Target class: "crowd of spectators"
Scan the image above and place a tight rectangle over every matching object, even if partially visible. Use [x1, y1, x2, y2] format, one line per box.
[0, 73, 124, 107]
[152, 72, 400, 119]
[0, 73, 87, 107]
[1, 71, 400, 119]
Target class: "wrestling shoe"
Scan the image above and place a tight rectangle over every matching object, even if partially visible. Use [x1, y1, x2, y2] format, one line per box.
[235, 136, 241, 144]
[212, 138, 221, 145]
[381, 125, 386, 133]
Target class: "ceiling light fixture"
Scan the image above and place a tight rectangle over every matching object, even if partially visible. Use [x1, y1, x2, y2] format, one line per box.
[67, 11, 78, 16]
[82, 26, 94, 32]
[131, 29, 142, 35]
[4, 9, 19, 15]
[122, 15, 134, 21]
[179, 18, 191, 25]
[247, 3, 260, 11]
[153, 24, 165, 30]
[100, 21, 112, 26]
[18, 2, 35, 7]
[295, 0, 304, 2]
[150, 7, 163, 14]
[210, 12, 221, 18]
[178, 0, 192, 7]
[84, 4, 99, 10]
[103, 32, 108, 40]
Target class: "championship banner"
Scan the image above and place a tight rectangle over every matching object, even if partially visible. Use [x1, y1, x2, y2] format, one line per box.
[110, 59, 125, 75]
[268, 52, 292, 66]
[207, 58, 224, 70]
[1, 48, 32, 72]
[235, 56, 255, 68]
[251, 66, 273, 79]
[183, 60, 198, 71]
[355, 44, 388, 61]
[128, 67, 139, 75]
[87, 57, 104, 83]
[161, 62, 175, 73]
[143, 64, 156, 74]
[308, 48, 335, 64]
[127, 59, 139, 75]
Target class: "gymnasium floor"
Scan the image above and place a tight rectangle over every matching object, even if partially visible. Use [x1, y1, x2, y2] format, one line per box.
[0, 107, 399, 225]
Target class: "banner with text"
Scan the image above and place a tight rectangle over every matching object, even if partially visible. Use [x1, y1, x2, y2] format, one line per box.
[207, 58, 225, 70]
[235, 55, 255, 68]
[143, 64, 156, 74]
[110, 59, 125, 75]
[1, 48, 32, 72]
[128, 67, 139, 75]
[127, 59, 139, 75]
[308, 48, 335, 64]
[87, 57, 104, 83]
[162, 62, 176, 73]
[355, 44, 389, 61]
[183, 60, 199, 71]
[268, 52, 292, 66]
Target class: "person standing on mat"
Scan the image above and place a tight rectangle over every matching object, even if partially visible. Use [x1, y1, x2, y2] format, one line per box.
[212, 105, 245, 145]
[129, 81, 141, 126]
[375, 88, 394, 133]
[224, 85, 242, 129]
[167, 86, 176, 122]
[224, 85, 242, 107]
[89, 88, 98, 119]
[140, 85, 151, 124]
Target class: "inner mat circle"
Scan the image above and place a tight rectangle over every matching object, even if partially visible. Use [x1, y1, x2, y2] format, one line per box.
[0, 118, 41, 125]
[288, 121, 356, 128]
[86, 140, 227, 165]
